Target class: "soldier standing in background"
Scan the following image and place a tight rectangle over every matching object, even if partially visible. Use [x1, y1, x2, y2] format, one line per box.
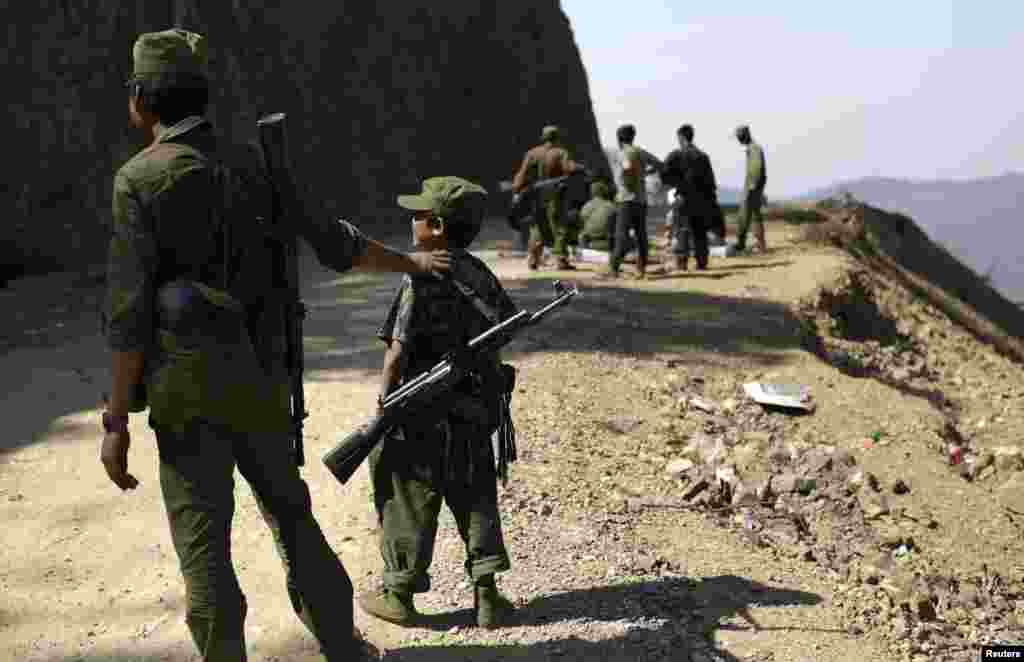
[511, 125, 584, 271]
[662, 124, 718, 271]
[100, 28, 451, 661]
[734, 124, 768, 253]
[604, 124, 663, 279]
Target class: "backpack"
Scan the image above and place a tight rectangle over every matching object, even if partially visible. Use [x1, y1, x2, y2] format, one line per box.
[150, 139, 288, 374]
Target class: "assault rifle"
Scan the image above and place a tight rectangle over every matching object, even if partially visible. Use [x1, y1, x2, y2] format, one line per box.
[257, 112, 309, 466]
[497, 168, 594, 196]
[323, 280, 579, 485]
[500, 169, 596, 233]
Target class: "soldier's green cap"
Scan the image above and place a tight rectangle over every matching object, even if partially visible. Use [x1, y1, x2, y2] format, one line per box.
[541, 125, 561, 141]
[132, 28, 208, 79]
[591, 180, 610, 199]
[397, 176, 488, 227]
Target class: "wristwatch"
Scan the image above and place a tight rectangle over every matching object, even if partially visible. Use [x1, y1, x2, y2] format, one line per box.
[102, 411, 129, 434]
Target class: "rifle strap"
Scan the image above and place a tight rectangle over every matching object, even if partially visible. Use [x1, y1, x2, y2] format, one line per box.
[448, 275, 517, 485]
[449, 277, 502, 326]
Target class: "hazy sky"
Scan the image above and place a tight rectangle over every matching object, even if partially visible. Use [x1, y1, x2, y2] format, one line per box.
[561, 1, 1024, 197]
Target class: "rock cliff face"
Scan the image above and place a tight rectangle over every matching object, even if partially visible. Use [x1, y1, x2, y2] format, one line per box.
[2, 1, 605, 281]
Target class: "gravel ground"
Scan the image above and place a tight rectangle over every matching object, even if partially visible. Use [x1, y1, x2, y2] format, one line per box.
[3, 218, 1017, 661]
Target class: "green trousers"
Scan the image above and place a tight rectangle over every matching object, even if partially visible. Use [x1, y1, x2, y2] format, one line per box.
[529, 191, 570, 258]
[736, 188, 766, 250]
[154, 418, 356, 662]
[368, 419, 510, 595]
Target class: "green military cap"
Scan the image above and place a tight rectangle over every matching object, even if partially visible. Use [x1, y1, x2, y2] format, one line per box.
[132, 28, 208, 79]
[398, 176, 488, 227]
[541, 125, 561, 141]
[590, 180, 610, 199]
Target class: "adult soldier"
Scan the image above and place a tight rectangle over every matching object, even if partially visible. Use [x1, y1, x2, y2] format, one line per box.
[604, 124, 663, 279]
[100, 29, 451, 661]
[662, 124, 718, 271]
[734, 124, 768, 253]
[510, 125, 584, 271]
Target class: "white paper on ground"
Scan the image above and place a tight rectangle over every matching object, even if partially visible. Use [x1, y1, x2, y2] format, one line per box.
[743, 382, 816, 412]
[541, 247, 610, 264]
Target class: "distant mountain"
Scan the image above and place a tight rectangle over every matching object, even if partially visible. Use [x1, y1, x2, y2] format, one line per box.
[795, 173, 1024, 302]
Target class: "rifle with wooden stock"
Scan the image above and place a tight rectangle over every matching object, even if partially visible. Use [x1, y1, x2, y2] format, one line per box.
[323, 280, 579, 485]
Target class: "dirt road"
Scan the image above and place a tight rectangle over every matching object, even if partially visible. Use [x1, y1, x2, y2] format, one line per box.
[1, 222, 893, 661]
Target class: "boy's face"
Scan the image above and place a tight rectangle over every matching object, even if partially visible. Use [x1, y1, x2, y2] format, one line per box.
[411, 209, 442, 247]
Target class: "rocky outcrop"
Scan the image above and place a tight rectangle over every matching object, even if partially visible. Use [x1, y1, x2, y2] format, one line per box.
[2, 1, 606, 282]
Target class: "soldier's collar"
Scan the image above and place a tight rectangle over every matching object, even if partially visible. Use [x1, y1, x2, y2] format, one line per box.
[157, 115, 212, 143]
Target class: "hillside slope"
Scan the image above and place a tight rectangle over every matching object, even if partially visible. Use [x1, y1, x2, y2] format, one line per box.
[797, 173, 1024, 303]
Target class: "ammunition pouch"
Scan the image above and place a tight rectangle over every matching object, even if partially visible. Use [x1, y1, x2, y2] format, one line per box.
[448, 363, 517, 433]
[155, 279, 250, 348]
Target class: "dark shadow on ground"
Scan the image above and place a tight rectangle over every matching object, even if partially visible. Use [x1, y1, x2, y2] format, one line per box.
[0, 221, 812, 459]
[302, 271, 812, 381]
[376, 575, 826, 661]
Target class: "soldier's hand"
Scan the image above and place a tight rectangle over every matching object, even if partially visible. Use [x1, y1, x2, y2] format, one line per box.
[101, 429, 139, 491]
[411, 250, 452, 277]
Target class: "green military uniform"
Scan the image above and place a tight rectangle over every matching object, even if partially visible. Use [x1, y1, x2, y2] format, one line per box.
[578, 181, 618, 251]
[735, 125, 768, 252]
[361, 177, 517, 629]
[106, 29, 368, 661]
[512, 126, 579, 269]
[608, 141, 661, 276]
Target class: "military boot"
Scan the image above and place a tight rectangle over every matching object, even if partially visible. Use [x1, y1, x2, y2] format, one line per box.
[358, 588, 418, 626]
[673, 256, 688, 272]
[755, 227, 768, 253]
[556, 256, 576, 271]
[526, 240, 543, 270]
[634, 257, 648, 280]
[474, 575, 515, 630]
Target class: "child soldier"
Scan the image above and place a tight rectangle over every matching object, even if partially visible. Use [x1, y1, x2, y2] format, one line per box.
[359, 176, 519, 630]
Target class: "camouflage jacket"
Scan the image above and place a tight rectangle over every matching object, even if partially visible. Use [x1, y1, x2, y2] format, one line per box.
[106, 116, 368, 433]
[377, 251, 517, 381]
